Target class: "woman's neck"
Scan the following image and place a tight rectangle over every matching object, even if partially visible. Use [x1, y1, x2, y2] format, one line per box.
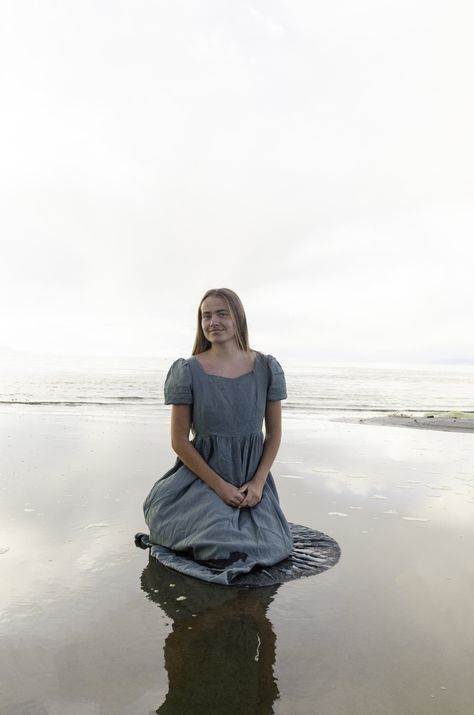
[207, 341, 246, 360]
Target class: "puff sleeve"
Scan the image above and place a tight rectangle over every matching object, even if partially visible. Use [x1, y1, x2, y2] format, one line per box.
[164, 358, 193, 405]
[266, 355, 287, 401]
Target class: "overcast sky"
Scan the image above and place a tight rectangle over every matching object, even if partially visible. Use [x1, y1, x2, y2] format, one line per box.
[1, 0, 473, 364]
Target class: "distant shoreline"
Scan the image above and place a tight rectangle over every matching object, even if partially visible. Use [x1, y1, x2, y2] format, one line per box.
[335, 411, 474, 433]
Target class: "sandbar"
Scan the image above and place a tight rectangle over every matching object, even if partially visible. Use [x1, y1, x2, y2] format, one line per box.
[337, 410, 474, 433]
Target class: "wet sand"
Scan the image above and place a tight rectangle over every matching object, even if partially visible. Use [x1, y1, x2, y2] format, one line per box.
[1, 409, 474, 714]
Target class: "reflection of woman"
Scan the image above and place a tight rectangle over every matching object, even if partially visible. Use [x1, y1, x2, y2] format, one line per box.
[143, 288, 293, 584]
[141, 558, 279, 714]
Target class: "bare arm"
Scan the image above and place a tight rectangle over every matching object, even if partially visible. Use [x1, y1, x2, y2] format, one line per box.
[239, 400, 282, 508]
[170, 405, 244, 507]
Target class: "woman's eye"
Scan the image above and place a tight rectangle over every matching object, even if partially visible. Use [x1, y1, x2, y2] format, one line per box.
[202, 311, 228, 319]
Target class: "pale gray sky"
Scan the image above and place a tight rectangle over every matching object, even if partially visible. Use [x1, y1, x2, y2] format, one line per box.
[1, 1, 473, 363]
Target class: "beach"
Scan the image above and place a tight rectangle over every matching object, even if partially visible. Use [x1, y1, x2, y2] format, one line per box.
[1, 406, 474, 714]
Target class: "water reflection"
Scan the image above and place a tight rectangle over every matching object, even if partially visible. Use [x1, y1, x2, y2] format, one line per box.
[141, 557, 280, 714]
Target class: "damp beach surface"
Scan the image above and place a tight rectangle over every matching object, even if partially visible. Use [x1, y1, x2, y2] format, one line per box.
[1, 408, 474, 714]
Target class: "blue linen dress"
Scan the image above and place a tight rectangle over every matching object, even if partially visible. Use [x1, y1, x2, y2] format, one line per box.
[143, 353, 293, 585]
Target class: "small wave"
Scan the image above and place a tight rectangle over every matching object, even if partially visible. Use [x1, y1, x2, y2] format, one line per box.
[284, 404, 406, 413]
[0, 400, 108, 406]
[115, 396, 146, 401]
[0, 399, 159, 406]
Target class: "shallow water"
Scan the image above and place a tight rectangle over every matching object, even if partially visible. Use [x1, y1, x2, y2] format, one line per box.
[1, 411, 473, 713]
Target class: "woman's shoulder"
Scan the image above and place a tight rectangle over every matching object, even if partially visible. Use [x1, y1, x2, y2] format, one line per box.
[254, 352, 285, 373]
[254, 353, 287, 401]
[168, 356, 193, 369]
[164, 358, 193, 405]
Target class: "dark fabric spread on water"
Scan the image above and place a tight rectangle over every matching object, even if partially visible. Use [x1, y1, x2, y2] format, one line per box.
[136, 524, 341, 587]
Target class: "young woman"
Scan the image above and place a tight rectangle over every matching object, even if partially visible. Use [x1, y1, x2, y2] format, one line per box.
[143, 288, 293, 584]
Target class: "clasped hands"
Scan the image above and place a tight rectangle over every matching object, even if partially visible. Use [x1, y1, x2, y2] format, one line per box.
[217, 478, 264, 508]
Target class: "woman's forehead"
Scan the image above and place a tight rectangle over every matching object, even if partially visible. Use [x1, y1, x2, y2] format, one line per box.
[201, 296, 229, 312]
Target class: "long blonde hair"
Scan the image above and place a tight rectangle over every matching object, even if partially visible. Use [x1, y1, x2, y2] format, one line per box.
[192, 288, 250, 355]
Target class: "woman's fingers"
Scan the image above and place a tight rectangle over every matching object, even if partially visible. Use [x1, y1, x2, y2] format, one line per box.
[218, 480, 246, 506]
[221, 482, 261, 507]
[238, 481, 263, 507]
[238, 492, 260, 508]
[230, 489, 244, 506]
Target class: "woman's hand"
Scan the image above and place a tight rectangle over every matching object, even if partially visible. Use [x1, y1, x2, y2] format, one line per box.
[215, 479, 245, 508]
[238, 479, 264, 508]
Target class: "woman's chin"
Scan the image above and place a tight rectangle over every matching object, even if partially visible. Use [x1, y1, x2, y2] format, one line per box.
[207, 333, 227, 341]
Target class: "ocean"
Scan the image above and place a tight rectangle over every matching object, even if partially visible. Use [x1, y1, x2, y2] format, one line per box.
[1, 354, 473, 419]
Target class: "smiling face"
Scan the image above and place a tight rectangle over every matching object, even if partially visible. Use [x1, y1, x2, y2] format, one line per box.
[192, 288, 250, 355]
[200, 295, 236, 346]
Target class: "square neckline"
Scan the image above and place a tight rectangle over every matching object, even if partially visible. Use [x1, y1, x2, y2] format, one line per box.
[192, 352, 259, 380]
